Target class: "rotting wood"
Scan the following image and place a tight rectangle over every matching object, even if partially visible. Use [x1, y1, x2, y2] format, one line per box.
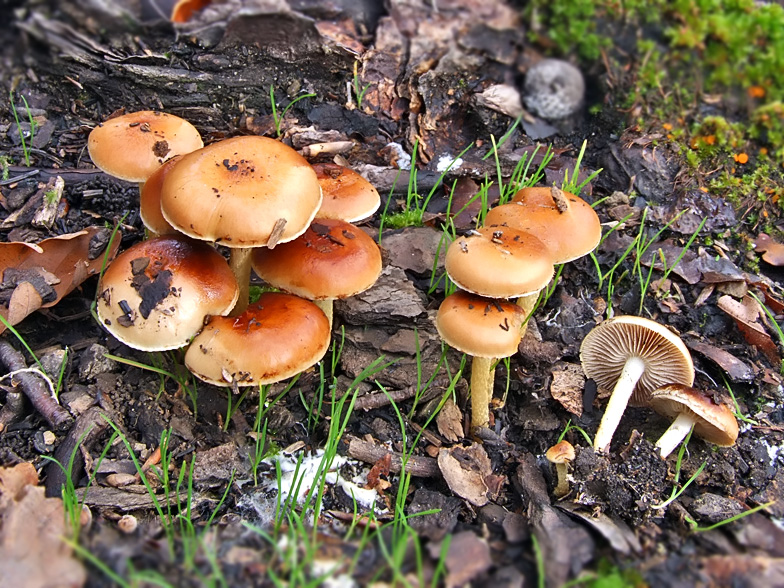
[0, 340, 72, 433]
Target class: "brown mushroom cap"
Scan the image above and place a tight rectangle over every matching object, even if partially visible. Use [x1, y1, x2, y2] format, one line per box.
[251, 219, 382, 300]
[445, 226, 554, 299]
[96, 235, 239, 351]
[484, 186, 601, 264]
[545, 440, 576, 464]
[88, 111, 203, 183]
[436, 290, 526, 358]
[160, 136, 322, 248]
[580, 315, 695, 406]
[139, 155, 182, 236]
[650, 384, 739, 446]
[184, 292, 331, 386]
[313, 163, 381, 222]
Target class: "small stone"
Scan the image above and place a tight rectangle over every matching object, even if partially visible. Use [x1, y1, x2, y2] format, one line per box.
[105, 473, 138, 487]
[77, 344, 116, 381]
[523, 58, 585, 120]
[691, 493, 744, 524]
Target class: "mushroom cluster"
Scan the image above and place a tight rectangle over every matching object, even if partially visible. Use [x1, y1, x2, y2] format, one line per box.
[436, 185, 601, 430]
[580, 316, 739, 456]
[89, 111, 383, 389]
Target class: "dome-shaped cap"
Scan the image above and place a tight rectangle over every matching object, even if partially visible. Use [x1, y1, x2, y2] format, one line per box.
[96, 235, 239, 351]
[88, 111, 203, 182]
[139, 155, 182, 235]
[436, 290, 525, 358]
[650, 384, 739, 446]
[484, 186, 601, 264]
[445, 226, 554, 298]
[160, 136, 322, 248]
[251, 219, 382, 300]
[545, 440, 575, 464]
[580, 316, 694, 406]
[313, 163, 381, 222]
[184, 292, 331, 386]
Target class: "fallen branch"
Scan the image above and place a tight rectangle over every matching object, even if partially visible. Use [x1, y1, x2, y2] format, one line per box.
[0, 341, 72, 432]
[346, 435, 440, 478]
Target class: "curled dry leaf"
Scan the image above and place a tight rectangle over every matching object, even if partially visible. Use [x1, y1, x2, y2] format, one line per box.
[0, 462, 86, 587]
[437, 443, 505, 507]
[717, 294, 780, 365]
[550, 362, 586, 417]
[0, 227, 120, 333]
[436, 397, 464, 443]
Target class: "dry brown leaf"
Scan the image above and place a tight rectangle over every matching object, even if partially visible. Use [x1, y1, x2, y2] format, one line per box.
[717, 295, 781, 365]
[754, 233, 784, 266]
[437, 443, 504, 506]
[436, 398, 464, 442]
[0, 463, 86, 588]
[550, 363, 586, 417]
[6, 280, 44, 325]
[0, 227, 120, 333]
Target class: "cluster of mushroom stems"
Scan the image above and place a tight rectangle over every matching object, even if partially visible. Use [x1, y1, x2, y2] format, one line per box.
[89, 111, 381, 388]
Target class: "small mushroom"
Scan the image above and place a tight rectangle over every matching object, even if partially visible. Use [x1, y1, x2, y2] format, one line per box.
[580, 316, 694, 452]
[139, 154, 183, 238]
[649, 384, 739, 458]
[545, 440, 575, 498]
[436, 290, 525, 430]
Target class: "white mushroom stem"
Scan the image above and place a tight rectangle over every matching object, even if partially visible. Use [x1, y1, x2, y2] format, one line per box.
[229, 248, 253, 316]
[470, 356, 494, 429]
[655, 412, 695, 458]
[593, 356, 646, 452]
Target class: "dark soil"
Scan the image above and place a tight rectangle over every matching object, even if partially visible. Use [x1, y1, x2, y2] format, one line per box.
[1, 2, 783, 587]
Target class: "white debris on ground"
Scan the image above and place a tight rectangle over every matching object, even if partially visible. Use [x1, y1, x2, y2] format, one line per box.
[435, 153, 463, 173]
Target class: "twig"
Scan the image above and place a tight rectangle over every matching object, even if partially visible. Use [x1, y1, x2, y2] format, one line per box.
[346, 435, 440, 478]
[0, 340, 72, 432]
[354, 377, 451, 411]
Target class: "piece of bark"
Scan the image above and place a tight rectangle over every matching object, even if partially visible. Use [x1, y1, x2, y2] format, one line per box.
[346, 435, 440, 478]
[75, 485, 186, 511]
[0, 341, 72, 432]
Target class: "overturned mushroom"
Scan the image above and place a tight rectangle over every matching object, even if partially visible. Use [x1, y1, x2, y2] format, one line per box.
[580, 316, 694, 452]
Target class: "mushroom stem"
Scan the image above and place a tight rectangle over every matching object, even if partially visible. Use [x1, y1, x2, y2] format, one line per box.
[313, 299, 334, 329]
[516, 292, 539, 338]
[553, 463, 569, 497]
[593, 356, 646, 452]
[655, 412, 696, 458]
[470, 356, 494, 429]
[229, 247, 253, 316]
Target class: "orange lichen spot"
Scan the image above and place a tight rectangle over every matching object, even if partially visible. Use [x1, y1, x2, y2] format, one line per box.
[699, 186, 709, 193]
[662, 123, 673, 131]
[748, 86, 766, 99]
[760, 147, 769, 156]
[171, 0, 212, 22]
[704, 135, 716, 145]
[734, 153, 749, 164]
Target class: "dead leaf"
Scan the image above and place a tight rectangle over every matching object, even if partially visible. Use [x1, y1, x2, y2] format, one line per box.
[441, 531, 492, 588]
[367, 453, 392, 493]
[717, 295, 781, 365]
[557, 502, 641, 555]
[0, 463, 86, 587]
[436, 398, 464, 442]
[6, 281, 43, 325]
[0, 227, 120, 333]
[755, 233, 784, 266]
[687, 340, 756, 382]
[550, 363, 585, 417]
[437, 443, 504, 506]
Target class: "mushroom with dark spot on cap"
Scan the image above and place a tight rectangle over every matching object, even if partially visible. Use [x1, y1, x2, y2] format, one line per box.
[96, 235, 239, 352]
[251, 218, 382, 328]
[579, 315, 694, 452]
[88, 111, 203, 184]
[312, 163, 381, 223]
[649, 384, 739, 458]
[184, 292, 331, 387]
[545, 440, 575, 497]
[160, 135, 323, 315]
[436, 290, 526, 430]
